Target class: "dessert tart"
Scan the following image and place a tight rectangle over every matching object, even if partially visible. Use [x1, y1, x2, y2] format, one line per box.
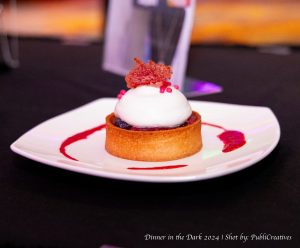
[105, 58, 202, 161]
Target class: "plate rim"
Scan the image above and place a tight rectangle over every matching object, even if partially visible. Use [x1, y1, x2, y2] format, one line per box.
[10, 98, 281, 183]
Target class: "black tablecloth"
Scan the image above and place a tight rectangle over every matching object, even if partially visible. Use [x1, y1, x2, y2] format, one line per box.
[0, 39, 299, 248]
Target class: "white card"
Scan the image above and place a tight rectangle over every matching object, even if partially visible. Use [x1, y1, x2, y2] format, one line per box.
[103, 0, 195, 87]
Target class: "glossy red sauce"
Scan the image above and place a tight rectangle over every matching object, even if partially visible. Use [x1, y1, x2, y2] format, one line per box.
[202, 122, 226, 131]
[59, 124, 106, 161]
[217, 130, 246, 153]
[59, 121, 246, 169]
[127, 165, 187, 170]
[202, 122, 246, 153]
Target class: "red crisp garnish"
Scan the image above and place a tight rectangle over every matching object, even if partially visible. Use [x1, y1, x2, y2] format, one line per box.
[125, 58, 172, 88]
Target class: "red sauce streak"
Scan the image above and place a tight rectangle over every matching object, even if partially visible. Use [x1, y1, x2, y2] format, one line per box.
[202, 122, 226, 131]
[127, 165, 188, 170]
[202, 122, 246, 153]
[59, 124, 106, 161]
[218, 130, 246, 153]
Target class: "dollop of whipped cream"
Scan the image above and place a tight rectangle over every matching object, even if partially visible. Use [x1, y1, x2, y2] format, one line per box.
[114, 86, 192, 128]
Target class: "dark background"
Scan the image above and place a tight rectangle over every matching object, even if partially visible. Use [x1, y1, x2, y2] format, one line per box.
[0, 39, 299, 247]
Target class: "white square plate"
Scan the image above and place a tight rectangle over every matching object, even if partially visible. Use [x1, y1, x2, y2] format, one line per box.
[11, 98, 280, 183]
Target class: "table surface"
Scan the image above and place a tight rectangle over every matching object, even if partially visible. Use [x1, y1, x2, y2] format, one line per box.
[0, 39, 299, 248]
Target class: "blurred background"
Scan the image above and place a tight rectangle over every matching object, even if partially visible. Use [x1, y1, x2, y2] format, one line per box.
[2, 0, 300, 46]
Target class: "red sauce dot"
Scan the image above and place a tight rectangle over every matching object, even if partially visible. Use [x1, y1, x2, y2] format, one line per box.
[166, 87, 172, 93]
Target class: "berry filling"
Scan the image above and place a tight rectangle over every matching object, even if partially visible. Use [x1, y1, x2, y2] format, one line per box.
[113, 113, 198, 131]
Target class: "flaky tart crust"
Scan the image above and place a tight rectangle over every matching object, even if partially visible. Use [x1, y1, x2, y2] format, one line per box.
[105, 111, 202, 162]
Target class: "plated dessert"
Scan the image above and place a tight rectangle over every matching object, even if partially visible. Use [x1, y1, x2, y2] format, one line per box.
[105, 58, 202, 161]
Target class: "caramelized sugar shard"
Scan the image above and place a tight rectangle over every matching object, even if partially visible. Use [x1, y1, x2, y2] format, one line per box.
[125, 58, 172, 88]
